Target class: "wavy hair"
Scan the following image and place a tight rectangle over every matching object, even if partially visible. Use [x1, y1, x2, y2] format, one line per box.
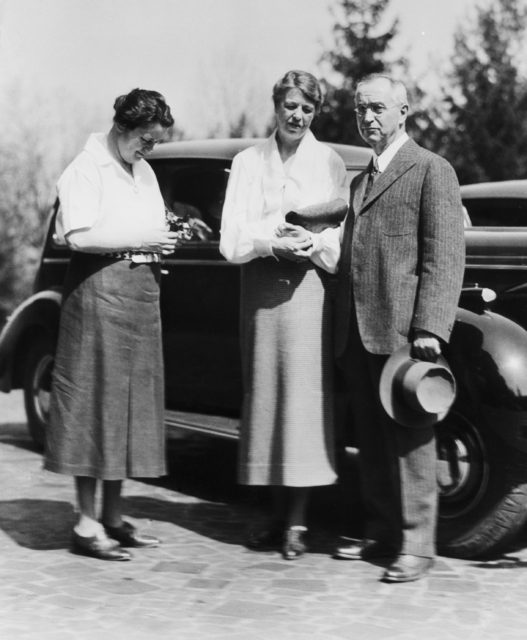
[113, 88, 174, 130]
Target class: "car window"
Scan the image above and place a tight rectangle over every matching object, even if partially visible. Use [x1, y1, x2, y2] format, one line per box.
[149, 159, 229, 243]
[462, 198, 527, 227]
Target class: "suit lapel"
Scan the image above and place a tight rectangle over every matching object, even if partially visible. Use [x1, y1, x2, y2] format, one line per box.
[352, 166, 371, 216]
[359, 139, 418, 213]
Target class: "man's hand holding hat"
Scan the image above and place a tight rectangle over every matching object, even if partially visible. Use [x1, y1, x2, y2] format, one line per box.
[412, 329, 442, 361]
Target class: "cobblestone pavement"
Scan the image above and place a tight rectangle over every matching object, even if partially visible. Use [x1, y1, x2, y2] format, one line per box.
[2, 391, 527, 640]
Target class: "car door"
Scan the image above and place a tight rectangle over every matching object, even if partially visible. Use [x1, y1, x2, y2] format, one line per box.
[149, 158, 242, 416]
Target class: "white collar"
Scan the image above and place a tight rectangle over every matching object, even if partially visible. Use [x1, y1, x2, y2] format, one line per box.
[264, 128, 317, 162]
[373, 132, 409, 172]
[84, 133, 116, 167]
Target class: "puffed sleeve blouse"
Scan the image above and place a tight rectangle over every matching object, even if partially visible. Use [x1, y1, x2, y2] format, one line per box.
[54, 133, 166, 245]
[219, 130, 348, 266]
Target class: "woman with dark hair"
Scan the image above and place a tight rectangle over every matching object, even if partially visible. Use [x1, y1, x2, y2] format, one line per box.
[220, 70, 348, 559]
[45, 88, 179, 561]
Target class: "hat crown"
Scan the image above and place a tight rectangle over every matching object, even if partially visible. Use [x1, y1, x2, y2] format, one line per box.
[400, 361, 456, 415]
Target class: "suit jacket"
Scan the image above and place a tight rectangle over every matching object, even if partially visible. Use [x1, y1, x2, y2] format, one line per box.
[334, 138, 465, 356]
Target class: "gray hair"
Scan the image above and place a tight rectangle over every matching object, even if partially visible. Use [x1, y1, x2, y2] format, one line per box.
[355, 74, 409, 107]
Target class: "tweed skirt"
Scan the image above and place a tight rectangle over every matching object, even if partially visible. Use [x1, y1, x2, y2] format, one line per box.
[44, 252, 166, 480]
[238, 257, 336, 487]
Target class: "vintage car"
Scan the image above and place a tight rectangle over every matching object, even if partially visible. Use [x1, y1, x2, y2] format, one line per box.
[1, 139, 527, 559]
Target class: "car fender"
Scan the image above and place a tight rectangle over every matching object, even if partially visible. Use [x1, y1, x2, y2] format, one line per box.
[0, 289, 62, 392]
[448, 306, 527, 453]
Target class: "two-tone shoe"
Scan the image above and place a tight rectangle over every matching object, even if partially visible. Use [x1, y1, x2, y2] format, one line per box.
[333, 538, 397, 561]
[282, 527, 307, 560]
[103, 521, 160, 548]
[71, 531, 132, 561]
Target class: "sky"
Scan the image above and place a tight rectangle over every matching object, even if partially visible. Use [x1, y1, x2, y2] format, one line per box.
[0, 0, 480, 138]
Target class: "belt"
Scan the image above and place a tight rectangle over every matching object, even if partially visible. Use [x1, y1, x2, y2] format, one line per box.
[102, 251, 161, 263]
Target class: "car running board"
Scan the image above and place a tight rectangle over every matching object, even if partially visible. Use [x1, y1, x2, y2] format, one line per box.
[165, 410, 240, 440]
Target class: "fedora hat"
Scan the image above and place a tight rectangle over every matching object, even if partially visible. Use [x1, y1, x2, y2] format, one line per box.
[379, 344, 456, 428]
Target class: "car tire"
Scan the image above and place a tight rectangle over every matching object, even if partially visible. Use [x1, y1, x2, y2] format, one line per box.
[436, 410, 527, 558]
[23, 335, 55, 450]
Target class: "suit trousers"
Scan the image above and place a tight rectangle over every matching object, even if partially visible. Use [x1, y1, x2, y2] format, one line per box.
[338, 310, 438, 558]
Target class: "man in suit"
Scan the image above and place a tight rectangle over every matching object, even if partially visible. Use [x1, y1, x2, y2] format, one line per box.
[331, 74, 465, 582]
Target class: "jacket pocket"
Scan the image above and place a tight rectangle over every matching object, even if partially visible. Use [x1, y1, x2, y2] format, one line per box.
[382, 228, 413, 237]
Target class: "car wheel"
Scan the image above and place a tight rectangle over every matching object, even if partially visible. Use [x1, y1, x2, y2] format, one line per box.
[23, 335, 55, 450]
[436, 410, 527, 558]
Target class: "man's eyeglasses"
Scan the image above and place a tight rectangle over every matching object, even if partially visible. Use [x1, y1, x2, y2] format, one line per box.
[354, 103, 399, 117]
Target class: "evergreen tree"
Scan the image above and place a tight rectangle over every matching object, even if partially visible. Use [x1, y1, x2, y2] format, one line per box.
[313, 0, 399, 145]
[444, 0, 527, 183]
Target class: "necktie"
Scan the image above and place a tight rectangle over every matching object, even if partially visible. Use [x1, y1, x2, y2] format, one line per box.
[363, 159, 380, 202]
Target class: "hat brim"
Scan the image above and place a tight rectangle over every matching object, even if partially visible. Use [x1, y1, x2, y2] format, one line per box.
[379, 344, 452, 429]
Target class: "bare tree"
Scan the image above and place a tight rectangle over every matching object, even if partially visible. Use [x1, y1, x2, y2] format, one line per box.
[191, 48, 274, 139]
[0, 80, 102, 314]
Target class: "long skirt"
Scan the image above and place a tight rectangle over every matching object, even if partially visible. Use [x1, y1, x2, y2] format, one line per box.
[44, 252, 166, 480]
[238, 257, 336, 487]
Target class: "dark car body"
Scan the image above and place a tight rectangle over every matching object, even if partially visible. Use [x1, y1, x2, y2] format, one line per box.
[2, 140, 527, 559]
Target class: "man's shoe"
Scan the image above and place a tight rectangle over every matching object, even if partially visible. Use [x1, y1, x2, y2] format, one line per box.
[382, 554, 433, 583]
[71, 532, 132, 561]
[333, 539, 396, 561]
[103, 521, 160, 548]
[282, 528, 307, 560]
[246, 524, 283, 551]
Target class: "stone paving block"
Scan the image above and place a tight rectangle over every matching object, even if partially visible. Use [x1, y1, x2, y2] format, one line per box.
[245, 561, 294, 572]
[427, 578, 481, 594]
[38, 560, 103, 578]
[212, 599, 289, 619]
[96, 578, 160, 595]
[151, 560, 208, 573]
[329, 621, 400, 639]
[371, 601, 437, 621]
[185, 577, 231, 589]
[270, 578, 328, 592]
[40, 593, 99, 610]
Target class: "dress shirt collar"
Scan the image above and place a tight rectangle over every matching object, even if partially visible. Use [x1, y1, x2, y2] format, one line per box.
[373, 132, 409, 173]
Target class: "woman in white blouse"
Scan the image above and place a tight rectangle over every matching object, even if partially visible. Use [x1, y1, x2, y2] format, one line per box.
[220, 70, 348, 560]
[45, 89, 179, 561]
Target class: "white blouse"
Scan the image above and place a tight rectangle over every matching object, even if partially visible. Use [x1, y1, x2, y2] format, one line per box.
[55, 133, 166, 245]
[219, 130, 348, 271]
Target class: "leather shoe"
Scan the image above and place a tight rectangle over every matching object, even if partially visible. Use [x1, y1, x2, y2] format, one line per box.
[333, 539, 396, 561]
[282, 528, 307, 560]
[71, 531, 132, 561]
[246, 524, 283, 551]
[103, 521, 160, 548]
[382, 554, 433, 583]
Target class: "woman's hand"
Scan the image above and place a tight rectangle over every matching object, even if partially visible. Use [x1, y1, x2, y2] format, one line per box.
[270, 234, 313, 262]
[140, 229, 181, 255]
[274, 222, 310, 241]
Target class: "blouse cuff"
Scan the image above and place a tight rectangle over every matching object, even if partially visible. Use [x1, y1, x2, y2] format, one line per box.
[254, 237, 276, 259]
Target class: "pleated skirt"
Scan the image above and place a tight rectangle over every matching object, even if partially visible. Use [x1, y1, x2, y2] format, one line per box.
[238, 257, 336, 487]
[44, 252, 166, 480]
